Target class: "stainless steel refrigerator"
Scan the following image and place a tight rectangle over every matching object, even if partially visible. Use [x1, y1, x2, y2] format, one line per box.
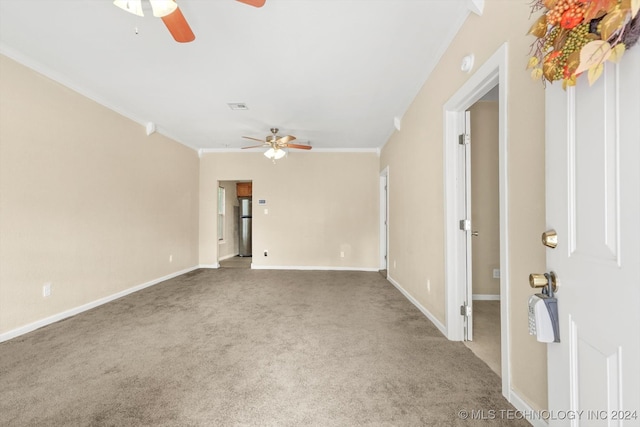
[238, 197, 252, 257]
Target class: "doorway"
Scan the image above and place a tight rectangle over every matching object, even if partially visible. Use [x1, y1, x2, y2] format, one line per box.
[217, 179, 253, 269]
[443, 43, 510, 395]
[463, 89, 501, 376]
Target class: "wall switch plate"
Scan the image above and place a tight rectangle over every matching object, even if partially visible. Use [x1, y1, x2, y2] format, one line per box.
[43, 283, 51, 297]
[493, 268, 500, 279]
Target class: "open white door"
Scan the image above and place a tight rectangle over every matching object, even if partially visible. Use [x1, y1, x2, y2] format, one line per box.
[458, 110, 473, 341]
[544, 48, 639, 424]
[380, 168, 389, 271]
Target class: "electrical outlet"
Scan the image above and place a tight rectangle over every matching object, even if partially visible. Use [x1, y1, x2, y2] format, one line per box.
[340, 251, 345, 258]
[427, 279, 431, 293]
[43, 283, 51, 298]
[493, 268, 500, 279]
[264, 250, 268, 257]
[169, 254, 173, 263]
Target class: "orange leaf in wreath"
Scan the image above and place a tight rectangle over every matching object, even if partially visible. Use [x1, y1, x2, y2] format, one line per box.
[560, 11, 583, 29]
[583, 0, 617, 22]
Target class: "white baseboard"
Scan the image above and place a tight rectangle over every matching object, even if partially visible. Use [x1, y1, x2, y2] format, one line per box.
[0, 265, 199, 343]
[386, 274, 448, 338]
[250, 265, 378, 272]
[199, 263, 220, 269]
[473, 294, 501, 301]
[508, 389, 548, 427]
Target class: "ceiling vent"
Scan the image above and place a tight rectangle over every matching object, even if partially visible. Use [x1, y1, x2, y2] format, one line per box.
[227, 103, 249, 110]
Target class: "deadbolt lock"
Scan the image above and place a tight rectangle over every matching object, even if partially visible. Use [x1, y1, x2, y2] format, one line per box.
[529, 271, 559, 293]
[542, 229, 558, 249]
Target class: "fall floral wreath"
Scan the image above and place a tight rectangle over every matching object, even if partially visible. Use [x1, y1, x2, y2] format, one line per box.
[527, 0, 640, 88]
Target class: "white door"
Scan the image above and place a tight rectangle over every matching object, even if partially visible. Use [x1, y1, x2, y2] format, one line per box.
[545, 48, 639, 425]
[380, 170, 388, 271]
[458, 110, 473, 340]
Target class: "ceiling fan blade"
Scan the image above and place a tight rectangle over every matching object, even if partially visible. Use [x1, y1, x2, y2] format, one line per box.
[285, 143, 312, 150]
[276, 135, 296, 144]
[236, 0, 266, 7]
[242, 144, 268, 149]
[242, 136, 265, 143]
[161, 7, 195, 43]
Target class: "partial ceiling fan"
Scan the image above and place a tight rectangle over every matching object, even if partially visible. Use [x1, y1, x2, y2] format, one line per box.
[113, 0, 266, 43]
[242, 128, 312, 160]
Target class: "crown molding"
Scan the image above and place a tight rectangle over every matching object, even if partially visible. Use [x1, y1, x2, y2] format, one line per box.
[468, 0, 484, 16]
[198, 147, 379, 155]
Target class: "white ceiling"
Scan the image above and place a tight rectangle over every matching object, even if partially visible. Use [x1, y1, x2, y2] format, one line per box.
[0, 0, 476, 152]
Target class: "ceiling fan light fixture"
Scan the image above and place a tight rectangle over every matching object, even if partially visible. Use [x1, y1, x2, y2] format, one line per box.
[149, 0, 178, 17]
[264, 148, 286, 160]
[113, 0, 144, 17]
[274, 149, 286, 160]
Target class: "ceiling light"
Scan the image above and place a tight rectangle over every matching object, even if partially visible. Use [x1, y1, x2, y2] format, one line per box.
[149, 0, 178, 17]
[264, 148, 286, 160]
[113, 0, 177, 18]
[113, 0, 144, 17]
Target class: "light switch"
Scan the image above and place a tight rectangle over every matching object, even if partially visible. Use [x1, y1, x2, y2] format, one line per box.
[264, 208, 268, 214]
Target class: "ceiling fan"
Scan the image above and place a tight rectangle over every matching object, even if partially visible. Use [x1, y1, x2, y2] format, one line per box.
[113, 0, 266, 43]
[242, 128, 312, 160]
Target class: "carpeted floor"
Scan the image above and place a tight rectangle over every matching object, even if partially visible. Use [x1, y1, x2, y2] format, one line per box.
[0, 269, 528, 426]
[219, 256, 252, 269]
[464, 301, 501, 376]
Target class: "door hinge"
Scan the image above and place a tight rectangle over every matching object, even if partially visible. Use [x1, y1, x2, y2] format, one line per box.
[460, 304, 472, 317]
[458, 133, 470, 145]
[459, 219, 471, 231]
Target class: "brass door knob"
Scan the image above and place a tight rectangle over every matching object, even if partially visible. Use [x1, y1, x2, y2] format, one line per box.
[542, 229, 558, 248]
[529, 273, 548, 288]
[529, 271, 559, 293]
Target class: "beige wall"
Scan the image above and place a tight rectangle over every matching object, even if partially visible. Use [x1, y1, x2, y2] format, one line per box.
[1, 1, 548, 409]
[470, 101, 500, 296]
[0, 55, 200, 335]
[200, 152, 379, 269]
[380, 0, 547, 411]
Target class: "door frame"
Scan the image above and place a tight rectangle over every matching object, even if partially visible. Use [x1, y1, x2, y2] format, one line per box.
[379, 167, 389, 270]
[443, 43, 511, 396]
